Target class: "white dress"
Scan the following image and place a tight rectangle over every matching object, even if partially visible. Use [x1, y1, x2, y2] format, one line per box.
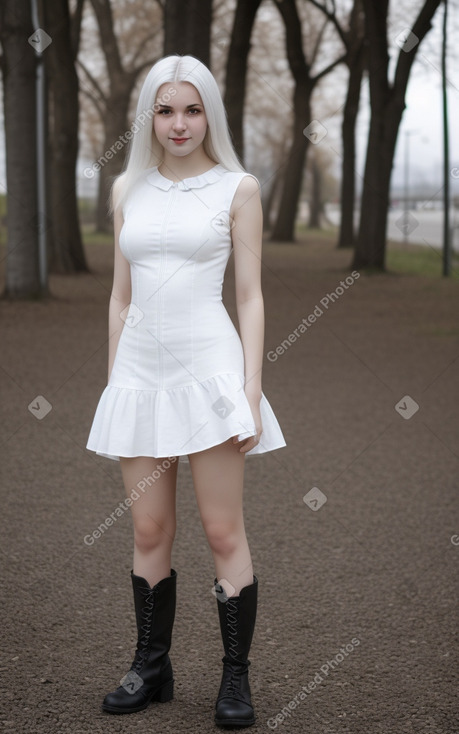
[86, 163, 286, 464]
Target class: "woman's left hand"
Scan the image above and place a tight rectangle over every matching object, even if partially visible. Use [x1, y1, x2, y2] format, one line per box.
[232, 390, 263, 454]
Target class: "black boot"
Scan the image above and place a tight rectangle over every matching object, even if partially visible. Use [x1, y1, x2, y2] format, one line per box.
[102, 568, 177, 714]
[213, 575, 258, 728]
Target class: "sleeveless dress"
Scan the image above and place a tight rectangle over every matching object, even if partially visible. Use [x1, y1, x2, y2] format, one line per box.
[86, 163, 286, 464]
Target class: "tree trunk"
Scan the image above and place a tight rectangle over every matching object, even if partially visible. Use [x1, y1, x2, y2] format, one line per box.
[308, 154, 323, 229]
[270, 80, 311, 242]
[269, 0, 312, 242]
[88, 0, 162, 232]
[271, 0, 345, 242]
[353, 99, 402, 269]
[88, 0, 141, 232]
[44, 0, 88, 272]
[95, 85, 132, 232]
[263, 172, 282, 232]
[164, 0, 212, 67]
[223, 0, 263, 162]
[337, 42, 365, 248]
[354, 0, 442, 270]
[0, 0, 42, 298]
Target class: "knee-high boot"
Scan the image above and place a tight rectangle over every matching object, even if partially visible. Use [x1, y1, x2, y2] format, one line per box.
[213, 575, 258, 727]
[102, 568, 177, 714]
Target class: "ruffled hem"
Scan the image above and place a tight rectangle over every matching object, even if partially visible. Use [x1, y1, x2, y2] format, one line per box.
[86, 373, 286, 463]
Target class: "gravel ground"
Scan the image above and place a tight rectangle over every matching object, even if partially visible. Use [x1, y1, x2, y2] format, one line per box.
[1, 238, 458, 734]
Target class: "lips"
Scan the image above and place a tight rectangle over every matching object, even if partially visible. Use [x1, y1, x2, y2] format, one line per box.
[170, 137, 190, 142]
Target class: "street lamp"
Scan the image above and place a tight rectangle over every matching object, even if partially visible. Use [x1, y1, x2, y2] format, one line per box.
[30, 0, 48, 293]
[403, 129, 419, 245]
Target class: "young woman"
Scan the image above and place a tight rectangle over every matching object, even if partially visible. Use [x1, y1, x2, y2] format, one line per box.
[86, 54, 286, 728]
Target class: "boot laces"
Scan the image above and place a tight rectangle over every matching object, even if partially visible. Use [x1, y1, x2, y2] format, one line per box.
[226, 598, 239, 658]
[222, 664, 249, 702]
[221, 598, 249, 703]
[131, 586, 158, 672]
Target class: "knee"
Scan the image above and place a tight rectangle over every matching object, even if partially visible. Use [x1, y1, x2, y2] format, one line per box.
[133, 517, 175, 554]
[204, 520, 244, 557]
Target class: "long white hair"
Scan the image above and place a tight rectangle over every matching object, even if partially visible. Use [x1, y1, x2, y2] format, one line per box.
[113, 54, 246, 211]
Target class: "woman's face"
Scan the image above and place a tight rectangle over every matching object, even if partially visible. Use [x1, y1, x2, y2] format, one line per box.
[153, 82, 208, 158]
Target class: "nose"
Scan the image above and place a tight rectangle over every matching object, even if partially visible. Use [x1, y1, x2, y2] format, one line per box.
[172, 114, 187, 132]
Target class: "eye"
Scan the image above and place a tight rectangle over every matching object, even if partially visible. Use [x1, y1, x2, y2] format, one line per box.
[158, 109, 171, 115]
[188, 108, 201, 115]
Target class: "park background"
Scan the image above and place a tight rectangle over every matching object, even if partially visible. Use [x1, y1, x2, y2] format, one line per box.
[0, 2, 458, 733]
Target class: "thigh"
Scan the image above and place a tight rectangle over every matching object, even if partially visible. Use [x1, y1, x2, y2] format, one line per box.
[188, 438, 246, 526]
[119, 455, 178, 538]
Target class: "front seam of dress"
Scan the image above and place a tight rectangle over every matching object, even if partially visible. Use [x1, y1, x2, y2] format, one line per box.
[156, 184, 175, 445]
[123, 217, 140, 389]
[134, 266, 140, 386]
[191, 255, 196, 384]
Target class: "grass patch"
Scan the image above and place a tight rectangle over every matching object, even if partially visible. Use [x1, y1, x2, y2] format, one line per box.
[82, 226, 112, 247]
[295, 223, 339, 241]
[386, 241, 459, 278]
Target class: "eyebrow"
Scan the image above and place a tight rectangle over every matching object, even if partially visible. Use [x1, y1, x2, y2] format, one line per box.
[157, 103, 203, 109]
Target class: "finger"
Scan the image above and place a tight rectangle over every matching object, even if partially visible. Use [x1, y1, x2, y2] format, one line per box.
[239, 436, 259, 453]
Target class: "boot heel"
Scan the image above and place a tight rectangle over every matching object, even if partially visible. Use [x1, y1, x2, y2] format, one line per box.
[154, 679, 174, 702]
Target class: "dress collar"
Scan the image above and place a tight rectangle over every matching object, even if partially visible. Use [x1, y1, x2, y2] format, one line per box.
[146, 163, 227, 191]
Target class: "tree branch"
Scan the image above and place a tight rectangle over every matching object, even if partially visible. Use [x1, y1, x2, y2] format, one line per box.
[306, 0, 347, 47]
[133, 56, 161, 77]
[310, 16, 329, 68]
[130, 27, 161, 68]
[89, 0, 123, 82]
[80, 86, 105, 121]
[392, 0, 442, 97]
[273, 0, 310, 81]
[312, 51, 347, 83]
[77, 59, 107, 104]
[70, 0, 85, 59]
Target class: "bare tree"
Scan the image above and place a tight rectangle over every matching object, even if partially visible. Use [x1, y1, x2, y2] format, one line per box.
[308, 152, 324, 228]
[337, 0, 365, 249]
[223, 0, 263, 163]
[44, 0, 88, 273]
[81, 0, 161, 232]
[353, 0, 442, 270]
[304, 0, 365, 248]
[0, 0, 41, 298]
[270, 0, 346, 242]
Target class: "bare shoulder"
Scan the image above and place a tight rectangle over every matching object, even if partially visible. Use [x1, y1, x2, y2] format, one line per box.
[234, 174, 260, 198]
[231, 174, 261, 215]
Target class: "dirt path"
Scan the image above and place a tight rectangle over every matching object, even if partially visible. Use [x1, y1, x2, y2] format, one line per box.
[1, 238, 458, 733]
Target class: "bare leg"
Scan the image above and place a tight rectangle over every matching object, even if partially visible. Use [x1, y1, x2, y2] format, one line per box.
[119, 455, 178, 588]
[188, 438, 253, 596]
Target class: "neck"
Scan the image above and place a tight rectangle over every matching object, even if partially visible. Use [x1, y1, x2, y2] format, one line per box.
[159, 148, 217, 181]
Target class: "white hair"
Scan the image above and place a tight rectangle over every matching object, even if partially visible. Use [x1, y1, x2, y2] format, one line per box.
[112, 54, 246, 211]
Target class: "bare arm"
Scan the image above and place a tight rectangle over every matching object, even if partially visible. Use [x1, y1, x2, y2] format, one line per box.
[231, 175, 264, 450]
[107, 177, 131, 382]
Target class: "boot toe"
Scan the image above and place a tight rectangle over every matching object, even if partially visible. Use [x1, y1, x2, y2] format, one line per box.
[102, 688, 129, 713]
[215, 697, 255, 726]
[102, 686, 147, 714]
